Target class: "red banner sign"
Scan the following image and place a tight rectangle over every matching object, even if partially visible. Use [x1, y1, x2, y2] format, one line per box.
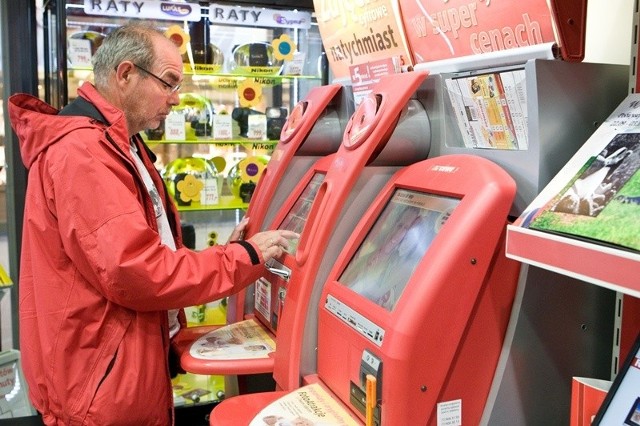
[398, 0, 557, 64]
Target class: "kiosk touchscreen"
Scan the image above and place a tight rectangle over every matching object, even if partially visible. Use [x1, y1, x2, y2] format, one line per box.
[274, 172, 324, 250]
[315, 154, 519, 425]
[339, 190, 459, 311]
[209, 154, 520, 425]
[183, 71, 431, 393]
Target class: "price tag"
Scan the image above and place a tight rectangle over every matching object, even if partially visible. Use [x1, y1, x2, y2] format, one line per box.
[247, 114, 267, 140]
[200, 178, 220, 206]
[68, 38, 93, 67]
[283, 52, 306, 76]
[165, 112, 186, 141]
[213, 115, 232, 139]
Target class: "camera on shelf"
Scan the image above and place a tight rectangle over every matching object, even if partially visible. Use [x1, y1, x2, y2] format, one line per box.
[231, 107, 288, 140]
[266, 107, 288, 140]
[231, 107, 265, 138]
[231, 42, 283, 73]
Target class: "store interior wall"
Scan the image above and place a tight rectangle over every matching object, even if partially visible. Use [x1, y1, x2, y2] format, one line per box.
[584, 0, 634, 65]
[0, 1, 636, 351]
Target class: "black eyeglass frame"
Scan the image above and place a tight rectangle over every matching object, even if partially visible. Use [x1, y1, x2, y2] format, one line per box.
[132, 63, 181, 94]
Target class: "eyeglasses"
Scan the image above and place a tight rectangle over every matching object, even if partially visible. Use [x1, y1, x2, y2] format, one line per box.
[132, 63, 181, 94]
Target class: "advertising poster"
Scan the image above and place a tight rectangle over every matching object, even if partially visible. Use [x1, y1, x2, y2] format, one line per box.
[528, 133, 640, 252]
[349, 57, 400, 106]
[189, 319, 275, 360]
[445, 69, 528, 150]
[249, 383, 359, 425]
[398, 0, 556, 64]
[313, 0, 413, 79]
[518, 94, 640, 253]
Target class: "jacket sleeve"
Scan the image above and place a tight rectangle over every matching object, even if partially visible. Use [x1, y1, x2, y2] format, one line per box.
[44, 132, 265, 311]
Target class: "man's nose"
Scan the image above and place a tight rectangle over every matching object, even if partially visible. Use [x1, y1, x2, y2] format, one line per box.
[168, 90, 180, 106]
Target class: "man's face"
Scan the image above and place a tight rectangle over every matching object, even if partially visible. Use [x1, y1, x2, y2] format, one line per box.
[123, 34, 183, 135]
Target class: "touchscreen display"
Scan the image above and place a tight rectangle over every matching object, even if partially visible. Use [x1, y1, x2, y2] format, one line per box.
[277, 172, 325, 254]
[339, 189, 459, 311]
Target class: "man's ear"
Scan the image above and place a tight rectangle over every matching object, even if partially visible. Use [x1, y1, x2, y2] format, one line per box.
[115, 61, 134, 84]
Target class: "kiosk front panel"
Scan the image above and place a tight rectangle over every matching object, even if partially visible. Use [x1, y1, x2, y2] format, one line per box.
[183, 71, 431, 392]
[317, 154, 519, 425]
[264, 71, 432, 391]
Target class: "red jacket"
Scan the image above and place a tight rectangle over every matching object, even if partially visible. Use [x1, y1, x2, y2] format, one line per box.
[8, 83, 264, 425]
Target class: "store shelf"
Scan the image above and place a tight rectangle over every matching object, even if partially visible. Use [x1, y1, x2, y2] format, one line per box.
[69, 65, 322, 81]
[146, 139, 278, 146]
[175, 195, 248, 212]
[506, 224, 640, 298]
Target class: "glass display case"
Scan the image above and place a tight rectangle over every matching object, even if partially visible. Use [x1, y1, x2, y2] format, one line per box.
[43, 0, 327, 248]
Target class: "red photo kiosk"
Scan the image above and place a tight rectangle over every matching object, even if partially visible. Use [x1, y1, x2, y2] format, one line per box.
[225, 83, 350, 325]
[182, 70, 432, 396]
[241, 83, 346, 241]
[315, 155, 519, 425]
[173, 84, 349, 363]
[181, 153, 336, 377]
[210, 154, 520, 425]
[173, 84, 349, 396]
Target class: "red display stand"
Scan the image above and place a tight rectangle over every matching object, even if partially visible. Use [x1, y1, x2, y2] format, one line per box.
[506, 93, 640, 364]
[181, 71, 431, 392]
[179, 154, 335, 376]
[172, 84, 346, 363]
[210, 154, 519, 425]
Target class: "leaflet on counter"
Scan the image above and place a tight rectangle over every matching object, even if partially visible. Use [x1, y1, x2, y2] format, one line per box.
[249, 383, 359, 426]
[189, 319, 275, 360]
[445, 69, 528, 150]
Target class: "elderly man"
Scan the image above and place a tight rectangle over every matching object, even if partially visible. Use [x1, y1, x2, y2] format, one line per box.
[8, 22, 296, 425]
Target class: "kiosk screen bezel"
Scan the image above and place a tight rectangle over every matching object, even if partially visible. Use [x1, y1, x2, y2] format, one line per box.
[277, 172, 325, 254]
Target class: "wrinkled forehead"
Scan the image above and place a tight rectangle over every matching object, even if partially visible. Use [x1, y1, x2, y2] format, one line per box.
[151, 33, 184, 75]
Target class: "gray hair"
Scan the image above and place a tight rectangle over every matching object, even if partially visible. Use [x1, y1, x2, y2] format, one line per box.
[92, 22, 165, 87]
